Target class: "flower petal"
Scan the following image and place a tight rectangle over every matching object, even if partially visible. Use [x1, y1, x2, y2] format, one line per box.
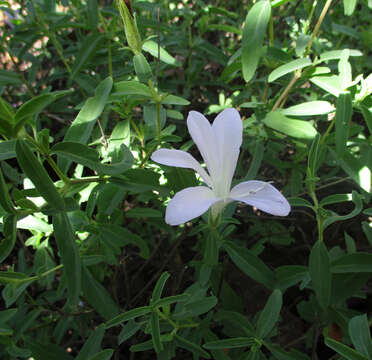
[212, 108, 243, 191]
[165, 186, 219, 226]
[187, 111, 220, 181]
[151, 149, 212, 187]
[229, 180, 290, 216]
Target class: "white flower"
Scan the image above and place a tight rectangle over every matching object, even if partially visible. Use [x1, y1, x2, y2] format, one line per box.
[151, 108, 290, 226]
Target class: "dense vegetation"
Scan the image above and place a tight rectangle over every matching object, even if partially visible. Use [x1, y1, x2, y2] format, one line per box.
[0, 0, 372, 359]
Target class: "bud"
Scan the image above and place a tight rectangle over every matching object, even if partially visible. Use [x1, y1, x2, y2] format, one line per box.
[116, 0, 142, 55]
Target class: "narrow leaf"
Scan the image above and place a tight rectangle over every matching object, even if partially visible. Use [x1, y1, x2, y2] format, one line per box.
[59, 77, 113, 173]
[71, 33, 104, 80]
[150, 272, 170, 304]
[263, 111, 317, 139]
[325, 338, 368, 360]
[0, 215, 17, 263]
[81, 266, 119, 320]
[349, 314, 372, 358]
[269, 58, 312, 82]
[256, 289, 283, 338]
[335, 92, 352, 156]
[76, 325, 105, 360]
[53, 212, 81, 306]
[309, 241, 331, 310]
[104, 306, 152, 329]
[0, 168, 16, 213]
[150, 312, 163, 353]
[331, 253, 372, 273]
[16, 140, 65, 210]
[223, 241, 276, 289]
[87, 350, 114, 360]
[142, 40, 180, 66]
[343, 0, 358, 15]
[175, 333, 211, 359]
[242, 0, 271, 82]
[281, 101, 335, 116]
[204, 337, 255, 349]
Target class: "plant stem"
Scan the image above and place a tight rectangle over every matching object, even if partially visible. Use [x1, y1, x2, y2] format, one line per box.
[272, 69, 302, 111]
[45, 155, 70, 184]
[304, 0, 333, 57]
[272, 0, 333, 111]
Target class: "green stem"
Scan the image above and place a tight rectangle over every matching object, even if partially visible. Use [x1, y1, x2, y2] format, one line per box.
[269, 10, 274, 47]
[303, 0, 317, 35]
[156, 100, 161, 144]
[45, 155, 70, 184]
[39, 264, 64, 279]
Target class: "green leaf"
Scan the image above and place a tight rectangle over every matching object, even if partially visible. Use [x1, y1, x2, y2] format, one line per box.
[0, 69, 22, 86]
[13, 91, 69, 136]
[242, 0, 271, 82]
[59, 77, 113, 173]
[99, 224, 149, 258]
[0, 215, 17, 263]
[256, 289, 282, 338]
[87, 350, 114, 360]
[309, 241, 331, 310]
[310, 75, 343, 97]
[112, 80, 152, 97]
[16, 140, 65, 211]
[116, 0, 142, 54]
[320, 193, 350, 206]
[118, 320, 141, 344]
[151, 294, 189, 308]
[0, 168, 16, 213]
[161, 94, 190, 106]
[174, 333, 211, 359]
[125, 208, 162, 218]
[349, 314, 372, 358]
[263, 111, 317, 139]
[268, 58, 312, 82]
[150, 272, 170, 304]
[75, 325, 105, 360]
[0, 308, 18, 324]
[322, 191, 363, 231]
[175, 296, 218, 318]
[214, 310, 255, 336]
[335, 92, 352, 156]
[359, 105, 372, 135]
[133, 53, 153, 83]
[223, 241, 276, 289]
[331, 253, 372, 273]
[243, 139, 265, 181]
[204, 337, 255, 349]
[104, 306, 152, 329]
[142, 40, 181, 66]
[87, 0, 99, 30]
[319, 49, 362, 62]
[0, 271, 35, 284]
[52, 142, 133, 175]
[275, 265, 309, 291]
[81, 266, 119, 320]
[281, 101, 335, 116]
[53, 212, 81, 306]
[325, 338, 368, 360]
[150, 312, 163, 353]
[0, 97, 14, 124]
[288, 197, 313, 208]
[343, 0, 357, 15]
[338, 50, 352, 89]
[25, 339, 74, 360]
[71, 32, 104, 80]
[0, 140, 16, 160]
